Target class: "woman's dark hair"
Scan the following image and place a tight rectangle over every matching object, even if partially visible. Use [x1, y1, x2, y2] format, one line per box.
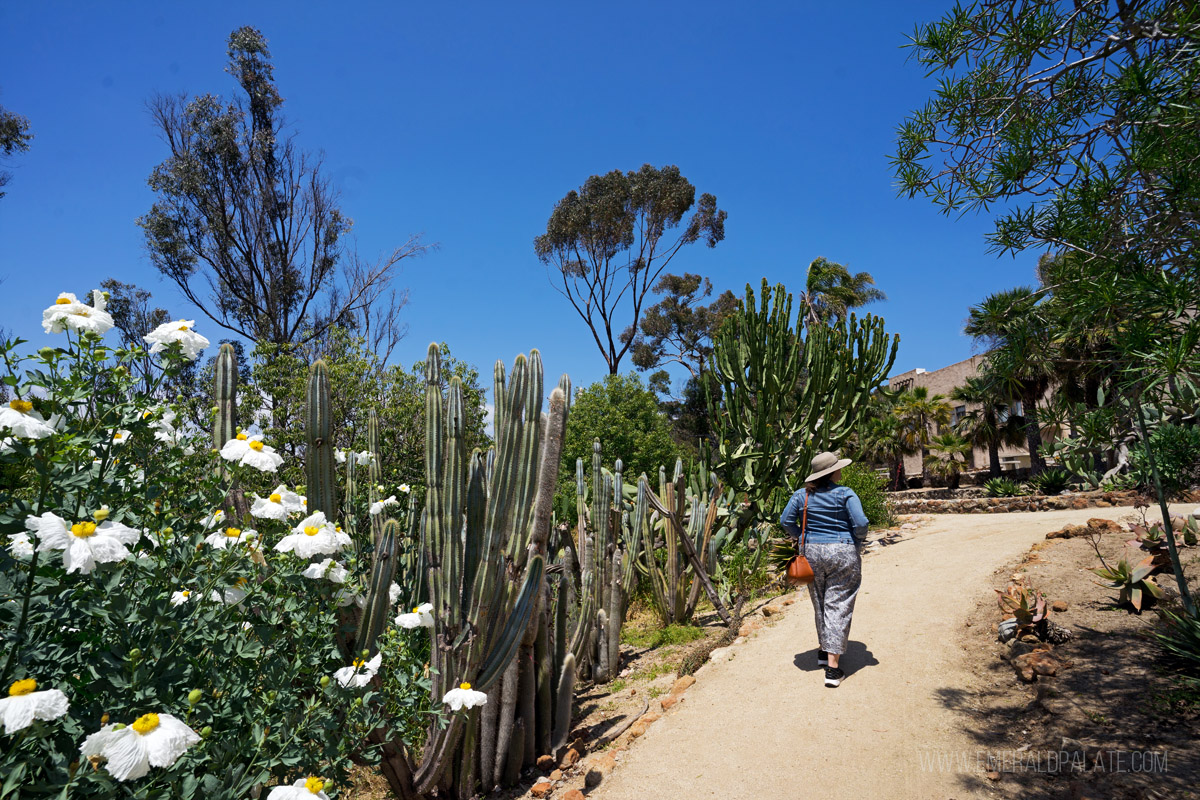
[805, 474, 837, 493]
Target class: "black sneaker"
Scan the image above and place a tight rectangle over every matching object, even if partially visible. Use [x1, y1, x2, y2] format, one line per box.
[824, 666, 844, 687]
[817, 650, 828, 667]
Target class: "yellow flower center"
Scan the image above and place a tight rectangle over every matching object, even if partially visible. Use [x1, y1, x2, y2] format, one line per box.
[55, 297, 71, 305]
[93, 508, 110, 522]
[352, 658, 365, 669]
[413, 606, 420, 613]
[459, 682, 471, 691]
[177, 325, 190, 331]
[248, 440, 264, 452]
[113, 432, 123, 440]
[8, 399, 32, 414]
[131, 713, 160, 735]
[143, 411, 152, 419]
[71, 521, 98, 538]
[269, 493, 282, 503]
[305, 776, 325, 795]
[304, 526, 320, 537]
[225, 527, 242, 538]
[8, 678, 37, 696]
[75, 310, 90, 317]
[236, 432, 248, 440]
[181, 590, 190, 598]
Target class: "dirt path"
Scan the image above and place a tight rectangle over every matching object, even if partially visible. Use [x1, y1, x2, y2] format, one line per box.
[587, 503, 1198, 800]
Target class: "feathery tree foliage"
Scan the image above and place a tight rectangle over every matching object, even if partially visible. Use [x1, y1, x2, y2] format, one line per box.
[0, 97, 32, 200]
[140, 27, 426, 357]
[800, 257, 887, 326]
[535, 165, 727, 375]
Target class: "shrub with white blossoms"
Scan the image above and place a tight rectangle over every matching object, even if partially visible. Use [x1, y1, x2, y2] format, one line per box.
[0, 304, 429, 798]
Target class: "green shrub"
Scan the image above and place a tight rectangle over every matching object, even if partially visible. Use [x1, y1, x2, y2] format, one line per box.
[840, 462, 893, 528]
[1130, 423, 1200, 500]
[0, 310, 427, 798]
[1026, 468, 1071, 496]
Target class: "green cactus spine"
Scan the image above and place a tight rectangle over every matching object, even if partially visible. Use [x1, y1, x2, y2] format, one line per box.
[306, 360, 338, 518]
[212, 343, 237, 449]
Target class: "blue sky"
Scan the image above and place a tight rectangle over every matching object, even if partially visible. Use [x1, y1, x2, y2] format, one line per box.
[0, 0, 1042, 396]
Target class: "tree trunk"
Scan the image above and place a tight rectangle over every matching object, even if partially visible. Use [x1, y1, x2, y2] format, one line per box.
[1021, 388, 1046, 475]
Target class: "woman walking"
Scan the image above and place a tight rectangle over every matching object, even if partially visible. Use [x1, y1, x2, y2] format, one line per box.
[779, 451, 868, 687]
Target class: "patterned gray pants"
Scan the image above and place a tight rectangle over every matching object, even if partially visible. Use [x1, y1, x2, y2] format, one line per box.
[804, 542, 862, 655]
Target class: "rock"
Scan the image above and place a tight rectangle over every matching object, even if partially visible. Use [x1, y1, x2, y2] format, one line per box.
[738, 620, 760, 637]
[1047, 524, 1089, 539]
[1072, 498, 1090, 510]
[562, 791, 585, 800]
[1095, 499, 1112, 508]
[986, 770, 1001, 781]
[670, 675, 696, 694]
[627, 711, 661, 739]
[560, 748, 580, 768]
[733, 636, 746, 645]
[781, 596, 796, 606]
[660, 694, 683, 711]
[997, 618, 1019, 643]
[901, 522, 916, 530]
[537, 754, 556, 770]
[1013, 650, 1066, 680]
[1051, 600, 1069, 612]
[708, 646, 733, 663]
[549, 769, 563, 781]
[583, 753, 617, 788]
[762, 604, 783, 617]
[1086, 518, 1122, 534]
[531, 780, 553, 797]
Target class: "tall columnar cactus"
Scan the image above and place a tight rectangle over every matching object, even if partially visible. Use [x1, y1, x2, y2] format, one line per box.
[368, 410, 384, 544]
[212, 343, 249, 519]
[640, 459, 736, 627]
[367, 344, 569, 800]
[708, 279, 899, 535]
[306, 359, 338, 517]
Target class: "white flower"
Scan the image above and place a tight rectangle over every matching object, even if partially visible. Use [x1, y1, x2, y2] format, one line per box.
[209, 578, 250, 605]
[80, 712, 199, 781]
[0, 399, 55, 439]
[143, 319, 211, 361]
[355, 582, 401, 610]
[334, 652, 381, 688]
[0, 678, 70, 733]
[301, 558, 349, 584]
[27, 512, 141, 574]
[353, 451, 375, 467]
[369, 495, 398, 516]
[250, 486, 305, 521]
[268, 777, 332, 799]
[219, 433, 284, 472]
[275, 512, 351, 559]
[200, 509, 226, 529]
[398, 483, 411, 494]
[110, 429, 132, 445]
[395, 602, 433, 629]
[204, 527, 258, 550]
[442, 682, 488, 711]
[7, 532, 34, 559]
[42, 291, 115, 336]
[170, 590, 193, 606]
[334, 449, 347, 464]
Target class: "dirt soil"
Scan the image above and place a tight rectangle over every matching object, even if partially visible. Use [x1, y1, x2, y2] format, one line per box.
[561, 503, 1200, 800]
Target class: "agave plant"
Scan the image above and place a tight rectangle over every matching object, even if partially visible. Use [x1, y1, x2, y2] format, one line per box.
[984, 477, 1023, 497]
[1093, 556, 1164, 612]
[1025, 468, 1071, 496]
[996, 583, 1049, 637]
[1155, 607, 1200, 672]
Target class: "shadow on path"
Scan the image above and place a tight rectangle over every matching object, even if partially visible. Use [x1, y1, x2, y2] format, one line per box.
[793, 640, 878, 676]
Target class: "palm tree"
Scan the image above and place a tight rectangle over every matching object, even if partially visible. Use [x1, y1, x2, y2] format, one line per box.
[858, 411, 916, 490]
[950, 376, 1026, 478]
[893, 386, 952, 483]
[965, 287, 1056, 475]
[924, 431, 973, 490]
[800, 257, 887, 326]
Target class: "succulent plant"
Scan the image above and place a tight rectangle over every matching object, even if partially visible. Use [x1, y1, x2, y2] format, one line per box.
[996, 583, 1049, 637]
[984, 477, 1023, 497]
[1025, 468, 1071, 496]
[1093, 556, 1164, 612]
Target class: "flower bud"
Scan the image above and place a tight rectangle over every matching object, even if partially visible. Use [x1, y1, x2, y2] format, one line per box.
[93, 507, 110, 522]
[200, 726, 213, 738]
[353, 697, 363, 708]
[162, 527, 173, 535]
[188, 689, 203, 706]
[319, 676, 331, 688]
[37, 347, 56, 359]
[112, 723, 126, 731]
[128, 648, 141, 660]
[100, 713, 109, 724]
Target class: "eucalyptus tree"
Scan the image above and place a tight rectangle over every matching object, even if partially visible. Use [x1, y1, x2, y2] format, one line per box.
[535, 165, 727, 375]
[140, 27, 425, 357]
[0, 97, 32, 200]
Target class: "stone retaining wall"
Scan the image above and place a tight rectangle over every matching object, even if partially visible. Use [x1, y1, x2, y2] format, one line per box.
[889, 490, 1141, 515]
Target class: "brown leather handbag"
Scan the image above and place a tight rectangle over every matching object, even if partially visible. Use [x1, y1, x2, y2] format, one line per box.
[786, 492, 815, 586]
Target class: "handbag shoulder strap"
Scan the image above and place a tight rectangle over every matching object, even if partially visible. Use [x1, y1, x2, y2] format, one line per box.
[800, 491, 809, 554]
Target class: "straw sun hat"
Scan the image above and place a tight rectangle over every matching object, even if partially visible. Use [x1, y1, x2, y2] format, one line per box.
[805, 451, 852, 483]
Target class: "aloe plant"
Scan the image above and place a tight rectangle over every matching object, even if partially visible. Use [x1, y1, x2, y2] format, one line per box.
[1093, 556, 1164, 612]
[984, 477, 1022, 497]
[996, 583, 1049, 637]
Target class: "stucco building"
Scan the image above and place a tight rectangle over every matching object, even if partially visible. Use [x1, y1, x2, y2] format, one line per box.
[888, 355, 1032, 479]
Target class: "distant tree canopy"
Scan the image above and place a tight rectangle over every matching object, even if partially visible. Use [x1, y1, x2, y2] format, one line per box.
[800, 257, 886, 325]
[0, 98, 32, 199]
[535, 165, 726, 375]
[140, 26, 426, 358]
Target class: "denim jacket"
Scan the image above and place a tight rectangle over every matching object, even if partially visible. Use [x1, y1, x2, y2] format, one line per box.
[778, 484, 868, 546]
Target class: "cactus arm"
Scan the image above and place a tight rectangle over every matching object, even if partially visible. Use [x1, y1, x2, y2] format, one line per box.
[356, 520, 399, 656]
[306, 360, 339, 518]
[475, 553, 545, 691]
[551, 653, 576, 755]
